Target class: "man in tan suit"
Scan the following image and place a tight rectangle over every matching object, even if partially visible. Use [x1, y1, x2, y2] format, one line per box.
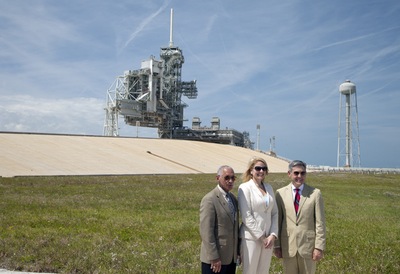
[200, 165, 240, 274]
[274, 160, 326, 274]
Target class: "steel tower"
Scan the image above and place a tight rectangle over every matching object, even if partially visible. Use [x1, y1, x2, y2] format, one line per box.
[103, 9, 198, 138]
[337, 80, 361, 167]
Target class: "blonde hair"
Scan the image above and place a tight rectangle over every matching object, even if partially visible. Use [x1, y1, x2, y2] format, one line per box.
[242, 156, 268, 182]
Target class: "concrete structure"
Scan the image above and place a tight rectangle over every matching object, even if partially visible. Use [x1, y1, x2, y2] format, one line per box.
[0, 132, 289, 178]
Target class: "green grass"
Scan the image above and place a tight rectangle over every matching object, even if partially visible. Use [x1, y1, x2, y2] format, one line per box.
[0, 173, 399, 273]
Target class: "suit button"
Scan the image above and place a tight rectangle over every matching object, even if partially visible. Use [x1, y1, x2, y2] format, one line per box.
[296, 224, 298, 226]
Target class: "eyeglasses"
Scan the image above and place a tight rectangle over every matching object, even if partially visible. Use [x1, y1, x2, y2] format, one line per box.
[293, 171, 307, 176]
[224, 175, 236, 181]
[254, 166, 267, 171]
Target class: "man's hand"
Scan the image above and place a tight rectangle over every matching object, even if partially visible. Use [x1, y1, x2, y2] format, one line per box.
[210, 258, 222, 273]
[236, 255, 241, 266]
[312, 248, 324, 261]
[273, 247, 282, 258]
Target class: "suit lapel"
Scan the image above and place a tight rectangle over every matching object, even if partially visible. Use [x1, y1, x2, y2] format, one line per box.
[297, 184, 310, 217]
[283, 184, 297, 223]
[250, 179, 264, 199]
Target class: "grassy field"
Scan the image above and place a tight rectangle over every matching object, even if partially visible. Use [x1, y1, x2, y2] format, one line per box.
[0, 173, 399, 273]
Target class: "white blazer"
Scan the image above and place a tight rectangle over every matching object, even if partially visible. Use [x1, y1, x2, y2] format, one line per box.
[238, 179, 278, 240]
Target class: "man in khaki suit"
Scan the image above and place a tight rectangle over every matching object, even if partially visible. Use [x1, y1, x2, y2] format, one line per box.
[200, 165, 240, 274]
[274, 160, 326, 274]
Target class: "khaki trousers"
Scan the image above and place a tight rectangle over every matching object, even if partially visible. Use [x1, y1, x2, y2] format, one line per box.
[283, 252, 316, 274]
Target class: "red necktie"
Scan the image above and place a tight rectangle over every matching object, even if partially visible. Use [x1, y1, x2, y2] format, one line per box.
[294, 188, 300, 214]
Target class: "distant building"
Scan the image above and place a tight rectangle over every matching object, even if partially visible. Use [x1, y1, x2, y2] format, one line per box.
[173, 117, 253, 148]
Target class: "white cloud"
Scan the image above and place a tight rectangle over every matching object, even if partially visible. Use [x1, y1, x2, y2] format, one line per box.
[0, 95, 104, 134]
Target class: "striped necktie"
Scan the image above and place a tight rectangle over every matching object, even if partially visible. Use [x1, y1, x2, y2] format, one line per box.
[294, 188, 300, 214]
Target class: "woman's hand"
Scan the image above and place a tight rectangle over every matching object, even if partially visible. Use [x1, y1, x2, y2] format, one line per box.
[262, 235, 275, 249]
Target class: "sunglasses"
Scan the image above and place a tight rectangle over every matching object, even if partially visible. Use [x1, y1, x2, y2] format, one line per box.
[254, 166, 267, 171]
[224, 175, 236, 181]
[293, 171, 307, 176]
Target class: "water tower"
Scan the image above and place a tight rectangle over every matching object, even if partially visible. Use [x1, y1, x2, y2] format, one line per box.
[337, 80, 361, 167]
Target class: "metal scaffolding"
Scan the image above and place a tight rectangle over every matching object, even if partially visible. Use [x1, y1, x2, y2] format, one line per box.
[103, 9, 197, 138]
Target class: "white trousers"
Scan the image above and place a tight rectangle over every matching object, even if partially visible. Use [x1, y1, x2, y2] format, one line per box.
[241, 238, 273, 274]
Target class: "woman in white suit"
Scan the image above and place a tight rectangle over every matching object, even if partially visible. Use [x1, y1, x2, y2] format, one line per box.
[238, 157, 278, 274]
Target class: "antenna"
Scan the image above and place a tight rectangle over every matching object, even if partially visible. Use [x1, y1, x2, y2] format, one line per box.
[169, 8, 174, 47]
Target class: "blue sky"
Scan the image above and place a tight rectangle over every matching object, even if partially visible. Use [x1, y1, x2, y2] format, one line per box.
[1, 0, 399, 168]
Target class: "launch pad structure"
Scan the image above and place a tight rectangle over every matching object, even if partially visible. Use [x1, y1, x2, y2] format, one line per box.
[103, 9, 197, 139]
[103, 9, 252, 148]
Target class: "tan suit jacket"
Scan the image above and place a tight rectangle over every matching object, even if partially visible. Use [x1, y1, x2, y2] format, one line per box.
[275, 183, 326, 259]
[200, 186, 240, 265]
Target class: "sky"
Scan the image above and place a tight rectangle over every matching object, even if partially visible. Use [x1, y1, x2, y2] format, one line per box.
[1, 0, 399, 168]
